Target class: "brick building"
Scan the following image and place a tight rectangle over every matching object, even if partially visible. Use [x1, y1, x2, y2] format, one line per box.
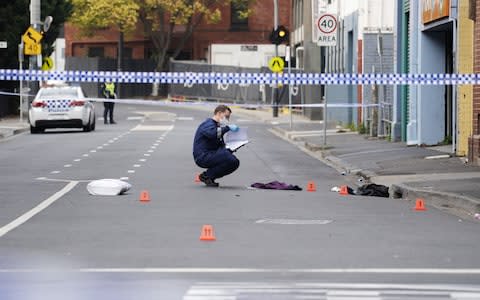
[471, 0, 480, 165]
[65, 1, 291, 62]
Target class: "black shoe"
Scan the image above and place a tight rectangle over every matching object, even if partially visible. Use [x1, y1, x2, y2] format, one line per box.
[104, 120, 108, 124]
[199, 172, 219, 187]
[110, 121, 117, 124]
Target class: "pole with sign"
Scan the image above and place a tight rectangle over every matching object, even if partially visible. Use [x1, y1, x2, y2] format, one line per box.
[315, 14, 338, 148]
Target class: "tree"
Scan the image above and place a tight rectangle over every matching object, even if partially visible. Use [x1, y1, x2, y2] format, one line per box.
[70, 0, 253, 72]
[138, 0, 253, 72]
[70, 0, 140, 73]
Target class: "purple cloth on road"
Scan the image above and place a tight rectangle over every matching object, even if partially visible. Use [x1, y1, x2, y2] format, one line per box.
[251, 181, 302, 191]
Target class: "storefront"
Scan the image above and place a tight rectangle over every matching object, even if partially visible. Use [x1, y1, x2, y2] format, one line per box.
[407, 0, 456, 146]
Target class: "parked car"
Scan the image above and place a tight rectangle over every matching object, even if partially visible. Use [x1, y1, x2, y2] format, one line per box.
[29, 84, 95, 133]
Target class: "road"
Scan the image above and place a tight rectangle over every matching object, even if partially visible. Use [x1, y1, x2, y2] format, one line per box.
[0, 103, 480, 299]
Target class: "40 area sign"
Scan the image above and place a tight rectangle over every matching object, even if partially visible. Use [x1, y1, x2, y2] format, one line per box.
[316, 14, 338, 47]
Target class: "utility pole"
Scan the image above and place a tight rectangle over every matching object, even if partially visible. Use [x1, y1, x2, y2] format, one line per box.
[29, 0, 41, 109]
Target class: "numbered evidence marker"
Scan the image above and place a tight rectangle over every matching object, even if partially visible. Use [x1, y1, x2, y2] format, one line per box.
[268, 56, 285, 73]
[22, 27, 43, 56]
[316, 14, 338, 47]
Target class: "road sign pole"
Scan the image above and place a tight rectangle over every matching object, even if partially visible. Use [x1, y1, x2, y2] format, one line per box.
[18, 41, 24, 123]
[272, 0, 279, 118]
[286, 46, 293, 129]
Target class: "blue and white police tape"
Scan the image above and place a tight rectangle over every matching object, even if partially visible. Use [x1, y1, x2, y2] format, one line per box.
[0, 91, 380, 108]
[1, 69, 480, 85]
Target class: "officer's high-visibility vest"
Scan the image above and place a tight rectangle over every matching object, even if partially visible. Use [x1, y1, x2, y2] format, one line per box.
[103, 82, 115, 97]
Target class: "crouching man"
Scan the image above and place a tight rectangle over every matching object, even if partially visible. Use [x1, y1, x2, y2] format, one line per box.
[193, 105, 240, 187]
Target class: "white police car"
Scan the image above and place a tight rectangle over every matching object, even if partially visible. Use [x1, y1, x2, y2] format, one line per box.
[29, 84, 96, 133]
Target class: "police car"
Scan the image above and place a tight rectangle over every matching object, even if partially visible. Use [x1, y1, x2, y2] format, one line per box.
[29, 83, 96, 133]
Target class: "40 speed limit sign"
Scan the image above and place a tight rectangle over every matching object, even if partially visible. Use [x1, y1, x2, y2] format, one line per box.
[316, 14, 338, 47]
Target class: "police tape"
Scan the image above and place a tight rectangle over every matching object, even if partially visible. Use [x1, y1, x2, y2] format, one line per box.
[0, 91, 380, 109]
[1, 69, 480, 85]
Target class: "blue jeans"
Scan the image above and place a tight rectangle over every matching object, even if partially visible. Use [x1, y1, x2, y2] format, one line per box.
[195, 148, 240, 180]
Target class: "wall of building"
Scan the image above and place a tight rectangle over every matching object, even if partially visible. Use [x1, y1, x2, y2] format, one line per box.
[470, 0, 480, 164]
[457, 0, 474, 156]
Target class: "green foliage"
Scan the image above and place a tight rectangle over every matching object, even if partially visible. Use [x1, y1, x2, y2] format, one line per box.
[357, 123, 367, 134]
[70, 0, 139, 34]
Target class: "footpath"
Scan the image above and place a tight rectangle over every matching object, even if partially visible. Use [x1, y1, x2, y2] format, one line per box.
[1, 105, 479, 220]
[235, 106, 480, 220]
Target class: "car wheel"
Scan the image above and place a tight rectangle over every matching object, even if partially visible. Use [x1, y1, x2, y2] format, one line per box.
[90, 114, 96, 131]
[30, 125, 44, 134]
[83, 120, 91, 132]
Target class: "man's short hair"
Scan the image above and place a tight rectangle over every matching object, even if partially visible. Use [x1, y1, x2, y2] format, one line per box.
[214, 105, 231, 115]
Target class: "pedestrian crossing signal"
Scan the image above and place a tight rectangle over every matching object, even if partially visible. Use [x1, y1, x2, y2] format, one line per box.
[269, 25, 289, 45]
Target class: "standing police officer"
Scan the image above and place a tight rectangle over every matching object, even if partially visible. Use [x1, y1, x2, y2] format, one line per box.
[193, 105, 240, 187]
[101, 81, 116, 124]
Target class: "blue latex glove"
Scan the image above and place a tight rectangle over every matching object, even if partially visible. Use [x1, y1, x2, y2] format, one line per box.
[228, 124, 239, 132]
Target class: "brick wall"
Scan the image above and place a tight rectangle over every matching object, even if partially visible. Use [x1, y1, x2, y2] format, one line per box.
[458, 0, 474, 156]
[66, 1, 291, 61]
[469, 0, 480, 164]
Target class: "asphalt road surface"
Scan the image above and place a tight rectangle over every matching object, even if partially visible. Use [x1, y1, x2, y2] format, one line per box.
[0, 103, 479, 300]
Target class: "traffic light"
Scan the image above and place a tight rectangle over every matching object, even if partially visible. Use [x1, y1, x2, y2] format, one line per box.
[269, 25, 289, 45]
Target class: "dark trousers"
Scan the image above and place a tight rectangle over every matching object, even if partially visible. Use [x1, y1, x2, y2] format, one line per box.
[103, 101, 115, 123]
[195, 148, 240, 180]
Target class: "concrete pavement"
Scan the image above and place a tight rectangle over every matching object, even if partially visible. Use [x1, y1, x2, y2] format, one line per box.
[0, 116, 29, 139]
[2, 105, 480, 220]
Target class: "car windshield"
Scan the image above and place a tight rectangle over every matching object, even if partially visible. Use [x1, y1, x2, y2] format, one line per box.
[38, 87, 79, 98]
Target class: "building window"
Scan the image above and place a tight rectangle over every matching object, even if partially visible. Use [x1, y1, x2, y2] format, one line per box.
[230, 2, 248, 31]
[87, 47, 104, 58]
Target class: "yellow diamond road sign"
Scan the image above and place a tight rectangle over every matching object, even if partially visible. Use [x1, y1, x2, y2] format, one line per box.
[42, 57, 54, 71]
[268, 56, 285, 73]
[22, 27, 43, 45]
[22, 27, 43, 56]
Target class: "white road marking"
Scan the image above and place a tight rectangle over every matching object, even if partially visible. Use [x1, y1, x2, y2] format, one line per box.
[139, 159, 146, 162]
[154, 143, 159, 146]
[50, 171, 60, 174]
[108, 140, 114, 143]
[82, 154, 89, 157]
[127, 116, 143, 120]
[150, 146, 156, 149]
[90, 150, 97, 153]
[74, 159, 81, 162]
[127, 170, 135, 174]
[144, 154, 151, 157]
[256, 219, 333, 225]
[177, 117, 194, 121]
[133, 164, 141, 168]
[0, 268, 477, 274]
[183, 282, 480, 300]
[0, 181, 79, 238]
[131, 125, 174, 131]
[148, 150, 154, 153]
[120, 177, 129, 181]
[97, 146, 103, 149]
[36, 177, 47, 180]
[64, 164, 72, 168]
[103, 143, 109, 146]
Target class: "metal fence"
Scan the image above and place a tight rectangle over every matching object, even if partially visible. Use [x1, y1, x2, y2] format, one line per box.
[66, 57, 155, 98]
[169, 59, 304, 106]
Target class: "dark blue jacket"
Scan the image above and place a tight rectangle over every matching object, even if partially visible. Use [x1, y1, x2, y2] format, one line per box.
[193, 118, 230, 159]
